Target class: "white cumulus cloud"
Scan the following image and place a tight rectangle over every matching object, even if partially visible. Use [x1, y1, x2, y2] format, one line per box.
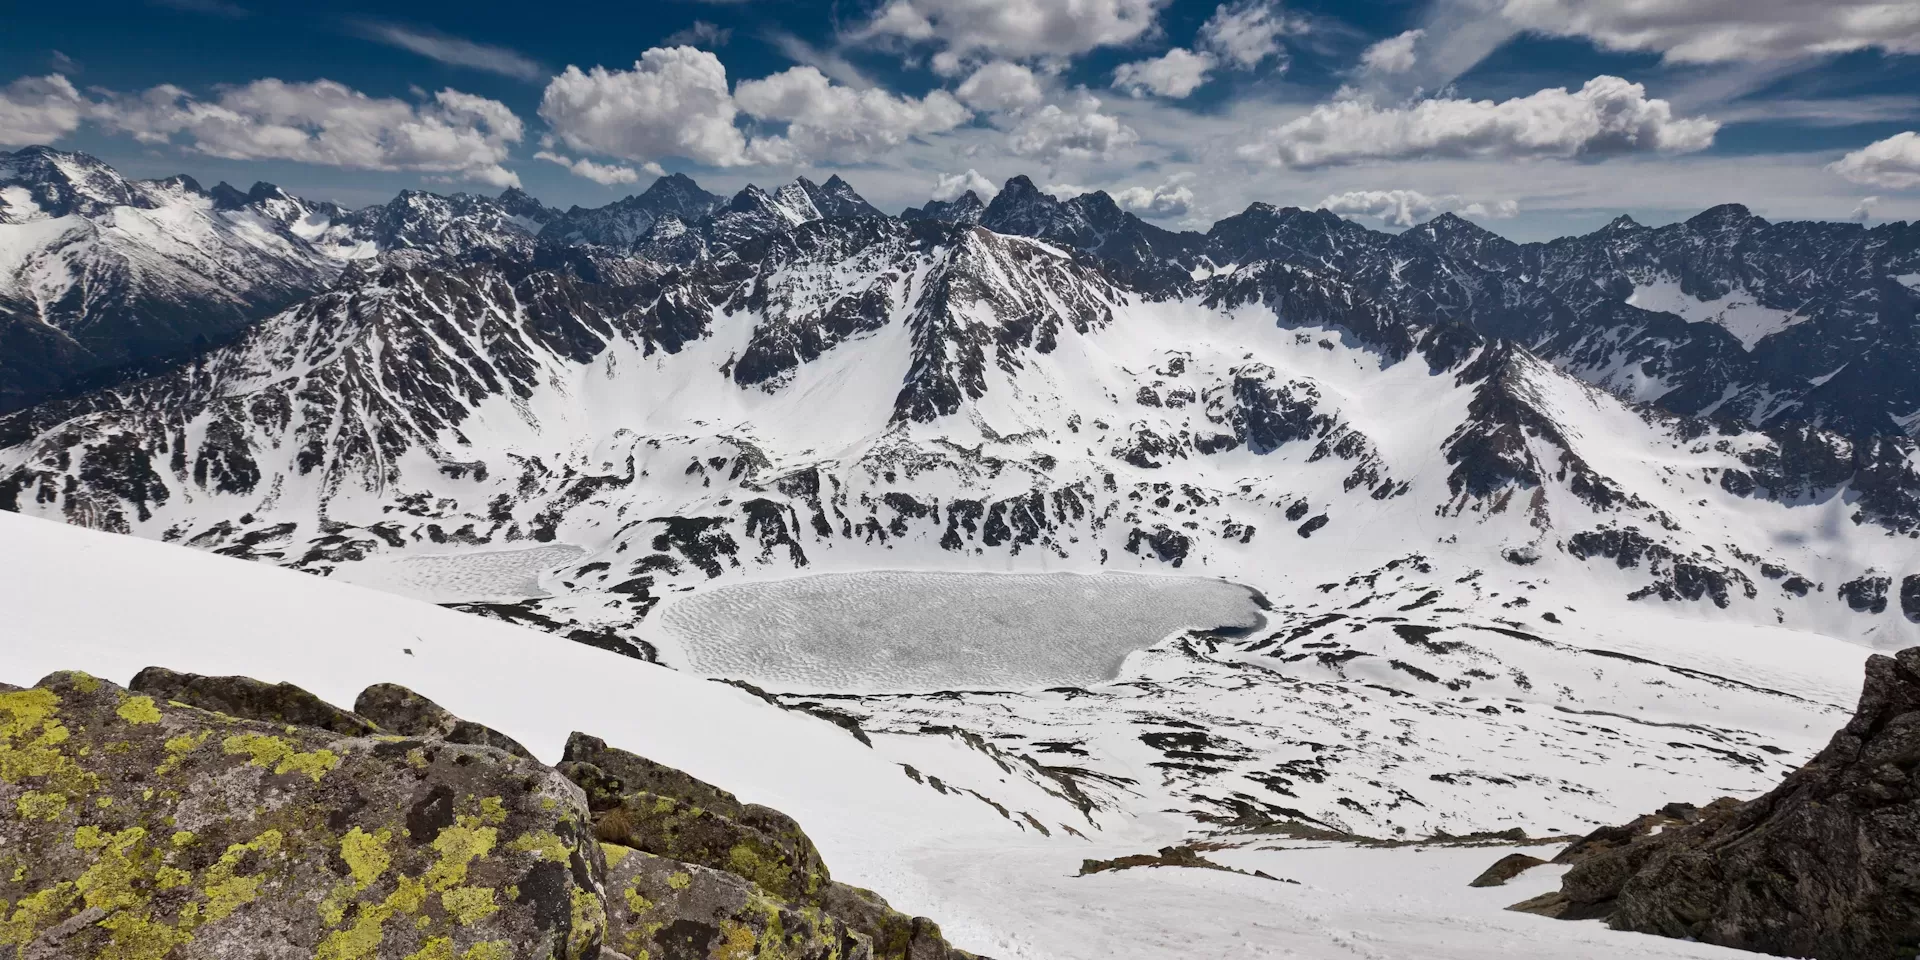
[1318, 189, 1518, 228]
[1198, 0, 1307, 70]
[734, 66, 970, 163]
[539, 47, 756, 168]
[1114, 178, 1195, 216]
[931, 168, 999, 201]
[1241, 76, 1719, 168]
[1008, 94, 1138, 163]
[860, 0, 1168, 63]
[1112, 48, 1215, 99]
[1360, 29, 1424, 74]
[100, 79, 525, 187]
[0, 74, 87, 145]
[1828, 132, 1920, 190]
[956, 61, 1044, 111]
[535, 150, 651, 184]
[1495, 0, 1920, 64]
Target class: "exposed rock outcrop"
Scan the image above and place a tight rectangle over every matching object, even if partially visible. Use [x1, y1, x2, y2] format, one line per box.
[355, 682, 534, 759]
[601, 846, 869, 960]
[0, 671, 604, 958]
[559, 733, 982, 960]
[1509, 647, 1920, 959]
[130, 665, 378, 736]
[0, 669, 991, 960]
[1468, 853, 1547, 888]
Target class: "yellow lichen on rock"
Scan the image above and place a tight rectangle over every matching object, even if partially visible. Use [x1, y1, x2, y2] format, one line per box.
[115, 695, 163, 726]
[425, 816, 499, 891]
[440, 885, 498, 925]
[342, 827, 393, 891]
[221, 732, 340, 781]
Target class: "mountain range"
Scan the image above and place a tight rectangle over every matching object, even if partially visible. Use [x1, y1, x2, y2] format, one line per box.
[4, 141, 1920, 850]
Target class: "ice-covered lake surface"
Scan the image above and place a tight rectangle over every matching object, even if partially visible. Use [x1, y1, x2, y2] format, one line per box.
[332, 544, 586, 603]
[657, 570, 1264, 693]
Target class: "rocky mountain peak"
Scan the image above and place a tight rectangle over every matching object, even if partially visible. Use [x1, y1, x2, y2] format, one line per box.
[1598, 213, 1645, 234]
[495, 185, 560, 226]
[799, 173, 884, 219]
[1684, 202, 1765, 234]
[0, 144, 151, 218]
[903, 190, 986, 225]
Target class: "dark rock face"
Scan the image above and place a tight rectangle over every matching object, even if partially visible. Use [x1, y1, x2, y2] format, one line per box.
[355, 682, 534, 759]
[0, 670, 605, 959]
[1469, 853, 1547, 888]
[130, 665, 378, 736]
[1512, 647, 1920, 959]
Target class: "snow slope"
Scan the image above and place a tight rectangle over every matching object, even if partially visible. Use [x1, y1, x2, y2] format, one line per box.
[0, 508, 1807, 959]
[1626, 279, 1805, 350]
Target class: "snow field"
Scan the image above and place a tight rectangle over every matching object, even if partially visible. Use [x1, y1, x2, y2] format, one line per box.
[0, 511, 1798, 959]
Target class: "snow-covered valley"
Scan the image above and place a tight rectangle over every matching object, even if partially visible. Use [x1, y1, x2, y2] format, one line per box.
[0, 510, 1837, 959]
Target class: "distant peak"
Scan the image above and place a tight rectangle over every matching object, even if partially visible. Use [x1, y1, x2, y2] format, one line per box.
[1686, 203, 1762, 229]
[999, 174, 1042, 197]
[1602, 213, 1643, 231]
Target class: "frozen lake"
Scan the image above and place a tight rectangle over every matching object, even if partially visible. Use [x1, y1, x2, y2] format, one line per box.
[333, 544, 586, 603]
[657, 570, 1264, 693]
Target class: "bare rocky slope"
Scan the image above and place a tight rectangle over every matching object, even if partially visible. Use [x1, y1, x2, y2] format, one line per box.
[1508, 646, 1920, 960]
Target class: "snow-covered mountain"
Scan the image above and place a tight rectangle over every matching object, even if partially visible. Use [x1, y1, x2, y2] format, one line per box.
[969, 182, 1920, 440]
[6, 188, 1920, 834]
[0, 147, 569, 413]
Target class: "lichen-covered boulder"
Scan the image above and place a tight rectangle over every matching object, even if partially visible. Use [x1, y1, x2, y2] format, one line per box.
[560, 735, 982, 959]
[130, 666, 379, 737]
[590, 791, 829, 905]
[817, 882, 980, 960]
[354, 683, 534, 760]
[562, 733, 828, 895]
[0, 671, 606, 959]
[600, 843, 870, 960]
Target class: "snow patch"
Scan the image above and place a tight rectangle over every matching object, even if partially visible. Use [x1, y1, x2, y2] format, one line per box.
[1896, 273, 1920, 292]
[1627, 279, 1805, 350]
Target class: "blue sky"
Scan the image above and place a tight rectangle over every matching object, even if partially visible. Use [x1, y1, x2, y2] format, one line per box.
[4, 0, 1919, 239]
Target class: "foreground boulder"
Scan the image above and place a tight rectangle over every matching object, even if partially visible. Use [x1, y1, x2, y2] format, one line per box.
[130, 665, 379, 736]
[1511, 646, 1920, 959]
[0, 669, 990, 959]
[560, 733, 982, 960]
[0, 671, 605, 958]
[355, 682, 534, 759]
[601, 845, 870, 960]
